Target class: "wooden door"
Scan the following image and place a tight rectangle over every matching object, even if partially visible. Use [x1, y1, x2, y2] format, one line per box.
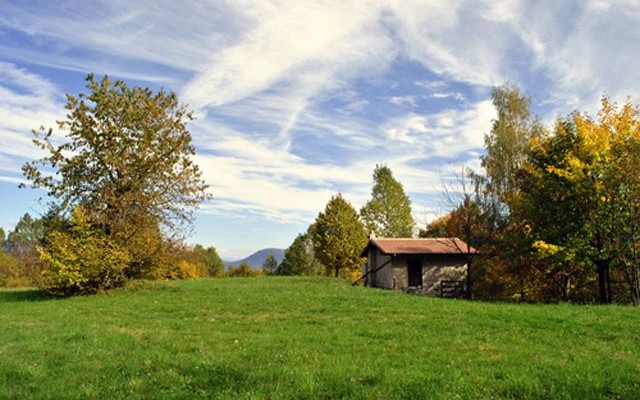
[408, 258, 422, 287]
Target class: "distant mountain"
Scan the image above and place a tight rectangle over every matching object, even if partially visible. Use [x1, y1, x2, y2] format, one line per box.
[224, 248, 285, 269]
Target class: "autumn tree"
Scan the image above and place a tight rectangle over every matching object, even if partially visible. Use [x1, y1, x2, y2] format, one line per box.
[39, 208, 130, 296]
[277, 232, 325, 276]
[0, 251, 22, 288]
[422, 168, 500, 299]
[310, 194, 367, 278]
[0, 228, 23, 288]
[516, 99, 640, 303]
[22, 74, 210, 279]
[360, 165, 414, 237]
[472, 84, 541, 300]
[607, 101, 640, 305]
[518, 121, 597, 301]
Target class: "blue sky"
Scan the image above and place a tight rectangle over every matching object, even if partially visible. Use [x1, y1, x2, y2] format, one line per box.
[1, 1, 639, 260]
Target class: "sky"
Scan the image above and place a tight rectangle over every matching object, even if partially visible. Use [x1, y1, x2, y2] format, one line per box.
[1, 1, 639, 260]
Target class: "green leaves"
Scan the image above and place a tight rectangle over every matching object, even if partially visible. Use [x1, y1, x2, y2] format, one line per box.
[23, 74, 209, 235]
[278, 232, 325, 276]
[22, 74, 211, 282]
[515, 98, 640, 302]
[360, 165, 414, 238]
[310, 195, 367, 278]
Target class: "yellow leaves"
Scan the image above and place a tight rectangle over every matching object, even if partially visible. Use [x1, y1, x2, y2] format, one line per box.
[39, 208, 130, 296]
[532, 240, 563, 257]
[173, 261, 199, 280]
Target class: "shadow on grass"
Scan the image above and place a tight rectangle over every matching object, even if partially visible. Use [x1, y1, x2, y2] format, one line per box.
[0, 288, 49, 303]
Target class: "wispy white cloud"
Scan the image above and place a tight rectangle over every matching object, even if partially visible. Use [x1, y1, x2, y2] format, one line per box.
[0, 63, 61, 170]
[389, 95, 418, 107]
[182, 1, 396, 110]
[2, 0, 640, 251]
[382, 100, 493, 161]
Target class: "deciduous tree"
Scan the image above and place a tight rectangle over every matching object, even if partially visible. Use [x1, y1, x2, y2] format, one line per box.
[227, 262, 259, 277]
[7, 213, 45, 256]
[262, 254, 278, 276]
[194, 245, 225, 277]
[310, 194, 367, 278]
[277, 232, 324, 276]
[22, 75, 210, 278]
[481, 84, 540, 212]
[39, 208, 130, 296]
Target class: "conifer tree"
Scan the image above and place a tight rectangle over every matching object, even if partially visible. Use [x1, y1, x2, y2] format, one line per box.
[360, 165, 414, 237]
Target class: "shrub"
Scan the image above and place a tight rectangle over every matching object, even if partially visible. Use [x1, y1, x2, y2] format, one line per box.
[227, 262, 260, 277]
[0, 251, 31, 288]
[164, 260, 200, 280]
[39, 209, 130, 296]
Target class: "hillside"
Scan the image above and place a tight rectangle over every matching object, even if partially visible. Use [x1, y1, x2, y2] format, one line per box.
[1, 277, 639, 399]
[223, 247, 284, 269]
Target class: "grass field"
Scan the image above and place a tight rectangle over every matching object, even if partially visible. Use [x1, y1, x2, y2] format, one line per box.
[1, 277, 639, 399]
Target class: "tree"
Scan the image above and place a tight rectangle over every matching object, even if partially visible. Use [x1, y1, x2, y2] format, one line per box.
[194, 245, 225, 277]
[516, 99, 640, 303]
[607, 102, 640, 305]
[310, 194, 367, 278]
[227, 262, 259, 277]
[6, 213, 45, 256]
[481, 84, 542, 215]
[277, 232, 325, 276]
[4, 213, 47, 287]
[262, 254, 278, 276]
[22, 74, 210, 278]
[0, 251, 24, 288]
[422, 168, 500, 299]
[360, 165, 414, 237]
[471, 84, 542, 301]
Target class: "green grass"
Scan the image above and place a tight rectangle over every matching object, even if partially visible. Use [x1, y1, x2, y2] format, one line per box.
[1, 277, 639, 399]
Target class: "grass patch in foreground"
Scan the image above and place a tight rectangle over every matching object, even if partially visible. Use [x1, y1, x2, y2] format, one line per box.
[1, 277, 639, 399]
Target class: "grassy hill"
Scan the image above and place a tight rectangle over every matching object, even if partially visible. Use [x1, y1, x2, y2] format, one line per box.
[1, 277, 639, 399]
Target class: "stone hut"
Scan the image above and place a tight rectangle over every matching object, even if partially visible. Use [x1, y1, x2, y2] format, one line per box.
[360, 236, 474, 298]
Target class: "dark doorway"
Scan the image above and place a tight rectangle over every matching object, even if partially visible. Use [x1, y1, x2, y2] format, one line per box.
[408, 259, 422, 287]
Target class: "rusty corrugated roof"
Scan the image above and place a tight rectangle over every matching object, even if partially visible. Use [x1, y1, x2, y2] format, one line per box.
[363, 237, 475, 256]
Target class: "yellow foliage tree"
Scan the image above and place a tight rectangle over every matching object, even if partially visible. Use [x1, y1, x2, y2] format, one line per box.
[39, 208, 130, 296]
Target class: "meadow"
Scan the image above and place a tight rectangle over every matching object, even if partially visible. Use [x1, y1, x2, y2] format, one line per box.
[1, 277, 639, 399]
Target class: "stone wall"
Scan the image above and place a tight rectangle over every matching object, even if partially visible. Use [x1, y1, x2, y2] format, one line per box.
[366, 250, 467, 297]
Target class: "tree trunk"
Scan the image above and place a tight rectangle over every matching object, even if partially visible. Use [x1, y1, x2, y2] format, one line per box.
[630, 265, 640, 306]
[596, 260, 612, 304]
[561, 273, 570, 302]
[466, 256, 473, 300]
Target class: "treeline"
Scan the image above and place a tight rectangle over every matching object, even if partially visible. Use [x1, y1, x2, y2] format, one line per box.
[272, 85, 640, 305]
[422, 85, 640, 304]
[9, 72, 640, 304]
[0, 212, 228, 289]
[268, 165, 415, 280]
